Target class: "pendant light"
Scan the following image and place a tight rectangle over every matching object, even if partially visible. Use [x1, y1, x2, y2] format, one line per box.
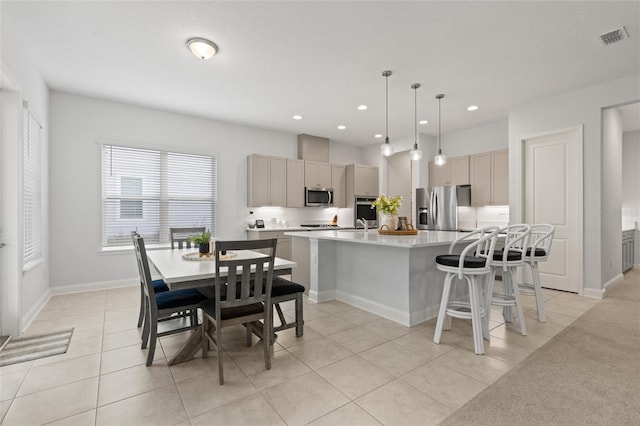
[380, 70, 394, 157]
[409, 83, 422, 161]
[434, 94, 447, 166]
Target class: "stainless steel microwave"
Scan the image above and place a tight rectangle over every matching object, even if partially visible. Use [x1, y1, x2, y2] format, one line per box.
[305, 187, 334, 207]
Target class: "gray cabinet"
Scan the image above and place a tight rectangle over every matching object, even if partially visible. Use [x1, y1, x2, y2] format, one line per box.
[331, 164, 346, 208]
[286, 158, 305, 207]
[429, 156, 469, 187]
[304, 161, 332, 188]
[470, 150, 509, 206]
[623, 230, 635, 272]
[247, 230, 291, 261]
[346, 164, 379, 199]
[247, 154, 286, 207]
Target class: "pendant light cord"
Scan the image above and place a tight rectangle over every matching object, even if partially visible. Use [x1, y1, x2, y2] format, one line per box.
[385, 73, 389, 143]
[438, 96, 442, 151]
[414, 86, 418, 146]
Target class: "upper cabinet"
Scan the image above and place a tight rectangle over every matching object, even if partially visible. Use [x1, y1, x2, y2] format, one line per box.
[346, 164, 379, 201]
[429, 156, 470, 186]
[247, 154, 286, 207]
[331, 164, 346, 208]
[304, 161, 332, 188]
[470, 149, 508, 206]
[286, 158, 305, 208]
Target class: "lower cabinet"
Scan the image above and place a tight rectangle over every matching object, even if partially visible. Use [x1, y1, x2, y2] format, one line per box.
[246, 230, 291, 261]
[622, 230, 635, 272]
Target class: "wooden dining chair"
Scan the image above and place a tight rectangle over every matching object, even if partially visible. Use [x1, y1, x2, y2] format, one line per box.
[132, 234, 208, 366]
[131, 231, 170, 329]
[170, 227, 206, 249]
[201, 238, 277, 385]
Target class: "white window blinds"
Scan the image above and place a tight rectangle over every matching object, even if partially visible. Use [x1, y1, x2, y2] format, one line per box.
[101, 144, 217, 247]
[23, 106, 43, 266]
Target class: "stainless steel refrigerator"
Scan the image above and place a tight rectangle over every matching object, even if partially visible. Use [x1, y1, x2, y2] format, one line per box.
[416, 185, 471, 230]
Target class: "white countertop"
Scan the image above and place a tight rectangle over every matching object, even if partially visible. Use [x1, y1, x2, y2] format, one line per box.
[284, 229, 473, 248]
[247, 226, 352, 232]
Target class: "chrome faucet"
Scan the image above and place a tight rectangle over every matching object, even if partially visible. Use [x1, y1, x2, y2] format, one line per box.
[356, 218, 368, 232]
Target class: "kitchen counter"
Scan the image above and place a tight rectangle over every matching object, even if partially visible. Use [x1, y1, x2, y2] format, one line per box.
[284, 229, 471, 248]
[287, 229, 472, 326]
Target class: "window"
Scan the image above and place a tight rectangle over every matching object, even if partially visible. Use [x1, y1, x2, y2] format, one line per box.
[101, 144, 217, 247]
[23, 106, 43, 266]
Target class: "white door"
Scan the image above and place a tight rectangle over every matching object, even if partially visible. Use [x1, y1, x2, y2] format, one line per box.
[523, 127, 583, 293]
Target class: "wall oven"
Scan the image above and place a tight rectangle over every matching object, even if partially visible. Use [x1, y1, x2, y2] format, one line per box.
[305, 187, 334, 207]
[354, 196, 377, 228]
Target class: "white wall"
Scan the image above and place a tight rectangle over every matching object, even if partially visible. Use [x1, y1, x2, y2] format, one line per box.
[435, 119, 508, 158]
[509, 73, 640, 292]
[601, 108, 623, 281]
[49, 92, 364, 290]
[1, 10, 51, 332]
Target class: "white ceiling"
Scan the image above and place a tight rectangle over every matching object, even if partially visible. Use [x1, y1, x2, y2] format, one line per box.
[3, 1, 639, 146]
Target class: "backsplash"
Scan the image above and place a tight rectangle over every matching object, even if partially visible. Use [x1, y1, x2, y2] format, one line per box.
[247, 206, 349, 228]
[476, 205, 510, 228]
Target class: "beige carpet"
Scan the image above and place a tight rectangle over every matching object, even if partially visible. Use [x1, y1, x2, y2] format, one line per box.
[441, 269, 640, 425]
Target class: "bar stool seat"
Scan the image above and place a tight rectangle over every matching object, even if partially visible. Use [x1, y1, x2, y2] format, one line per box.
[433, 226, 500, 355]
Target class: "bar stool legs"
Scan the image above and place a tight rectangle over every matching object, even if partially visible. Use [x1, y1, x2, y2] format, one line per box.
[434, 272, 489, 355]
[487, 267, 527, 335]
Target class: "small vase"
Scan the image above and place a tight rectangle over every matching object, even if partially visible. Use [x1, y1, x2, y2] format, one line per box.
[380, 214, 398, 230]
[199, 243, 210, 255]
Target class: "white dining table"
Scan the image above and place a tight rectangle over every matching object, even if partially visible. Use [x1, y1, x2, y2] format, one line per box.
[146, 248, 296, 365]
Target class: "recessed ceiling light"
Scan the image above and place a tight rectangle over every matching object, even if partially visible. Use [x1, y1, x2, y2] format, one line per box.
[186, 38, 218, 60]
[357, 105, 368, 111]
[337, 125, 346, 130]
[467, 105, 479, 111]
[419, 120, 428, 125]
[292, 115, 303, 120]
[374, 134, 383, 138]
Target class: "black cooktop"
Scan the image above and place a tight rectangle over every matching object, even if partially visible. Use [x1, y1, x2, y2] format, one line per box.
[300, 224, 340, 228]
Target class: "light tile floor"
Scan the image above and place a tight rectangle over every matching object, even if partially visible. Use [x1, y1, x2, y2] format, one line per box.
[0, 284, 598, 426]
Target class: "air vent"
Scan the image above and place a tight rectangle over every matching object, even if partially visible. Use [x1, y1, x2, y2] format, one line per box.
[599, 26, 629, 46]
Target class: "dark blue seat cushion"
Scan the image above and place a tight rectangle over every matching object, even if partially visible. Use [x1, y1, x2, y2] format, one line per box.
[436, 254, 486, 268]
[492, 250, 523, 261]
[155, 288, 207, 310]
[272, 277, 305, 297]
[201, 298, 264, 320]
[153, 279, 170, 293]
[526, 248, 547, 257]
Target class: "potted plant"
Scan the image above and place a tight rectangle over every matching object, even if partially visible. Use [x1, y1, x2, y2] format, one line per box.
[371, 194, 403, 230]
[189, 230, 212, 255]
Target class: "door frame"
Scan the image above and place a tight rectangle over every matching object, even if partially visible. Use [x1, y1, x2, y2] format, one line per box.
[518, 125, 584, 295]
[1, 64, 23, 336]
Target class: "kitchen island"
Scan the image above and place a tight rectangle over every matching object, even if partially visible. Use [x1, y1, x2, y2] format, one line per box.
[285, 229, 473, 326]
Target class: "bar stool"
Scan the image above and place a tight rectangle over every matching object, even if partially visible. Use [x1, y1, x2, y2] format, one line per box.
[485, 224, 531, 336]
[518, 224, 555, 322]
[433, 226, 500, 355]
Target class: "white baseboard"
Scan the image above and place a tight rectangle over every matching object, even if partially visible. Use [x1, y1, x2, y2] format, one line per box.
[334, 290, 412, 326]
[21, 289, 52, 333]
[50, 278, 138, 295]
[308, 289, 336, 303]
[582, 287, 605, 299]
[603, 273, 624, 296]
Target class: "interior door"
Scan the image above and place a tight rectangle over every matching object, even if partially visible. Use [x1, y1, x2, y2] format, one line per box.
[523, 127, 583, 293]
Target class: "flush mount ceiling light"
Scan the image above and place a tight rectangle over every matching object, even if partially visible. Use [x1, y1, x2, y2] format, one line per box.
[374, 134, 383, 138]
[467, 105, 479, 111]
[434, 94, 447, 166]
[337, 125, 346, 130]
[380, 70, 394, 157]
[187, 38, 218, 60]
[292, 115, 303, 120]
[357, 105, 368, 111]
[419, 120, 428, 125]
[409, 83, 422, 161]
